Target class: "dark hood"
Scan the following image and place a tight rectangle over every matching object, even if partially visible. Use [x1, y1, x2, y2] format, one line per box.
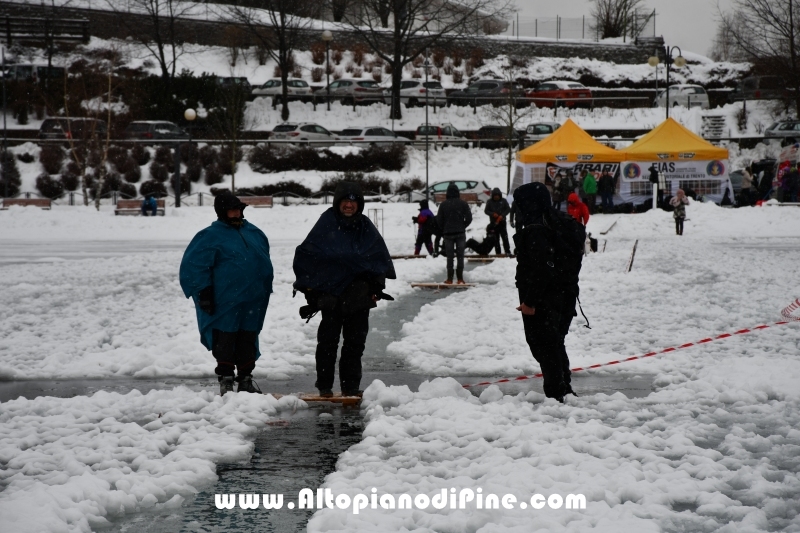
[418, 199, 429, 210]
[513, 182, 552, 228]
[333, 181, 365, 220]
[214, 192, 247, 221]
[491, 187, 503, 199]
[446, 182, 460, 199]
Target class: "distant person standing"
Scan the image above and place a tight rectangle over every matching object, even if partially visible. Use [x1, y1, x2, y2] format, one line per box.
[412, 200, 436, 255]
[436, 182, 473, 284]
[484, 187, 511, 255]
[598, 170, 615, 212]
[581, 169, 597, 214]
[670, 188, 689, 235]
[567, 192, 590, 226]
[740, 166, 753, 206]
[648, 164, 663, 207]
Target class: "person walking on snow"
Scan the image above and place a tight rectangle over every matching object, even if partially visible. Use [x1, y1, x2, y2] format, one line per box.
[567, 192, 590, 226]
[581, 170, 597, 214]
[179, 192, 274, 396]
[484, 187, 511, 255]
[436, 182, 473, 284]
[412, 200, 436, 255]
[670, 188, 689, 235]
[513, 182, 583, 403]
[293, 182, 396, 398]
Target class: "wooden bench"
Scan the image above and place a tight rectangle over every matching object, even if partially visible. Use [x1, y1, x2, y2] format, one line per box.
[1, 198, 51, 209]
[433, 192, 481, 205]
[115, 198, 165, 216]
[239, 196, 273, 208]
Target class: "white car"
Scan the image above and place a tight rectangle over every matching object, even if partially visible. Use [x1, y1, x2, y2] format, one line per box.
[337, 126, 410, 146]
[270, 123, 339, 146]
[653, 84, 710, 109]
[427, 180, 492, 204]
[252, 79, 313, 102]
[386, 80, 447, 107]
[524, 122, 560, 145]
[414, 123, 469, 148]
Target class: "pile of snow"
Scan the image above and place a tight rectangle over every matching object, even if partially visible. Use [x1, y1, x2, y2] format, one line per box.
[0, 388, 304, 533]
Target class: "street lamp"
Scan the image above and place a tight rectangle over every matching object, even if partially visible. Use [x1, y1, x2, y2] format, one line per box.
[321, 30, 333, 111]
[648, 46, 686, 119]
[175, 108, 196, 209]
[423, 51, 432, 201]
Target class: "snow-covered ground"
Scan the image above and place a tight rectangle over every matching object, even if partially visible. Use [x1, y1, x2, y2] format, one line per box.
[1, 195, 799, 532]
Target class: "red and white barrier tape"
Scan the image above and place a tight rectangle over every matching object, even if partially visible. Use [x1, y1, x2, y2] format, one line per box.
[462, 315, 797, 390]
[781, 298, 800, 321]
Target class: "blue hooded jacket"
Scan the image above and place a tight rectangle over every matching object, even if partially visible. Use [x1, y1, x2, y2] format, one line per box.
[179, 220, 274, 356]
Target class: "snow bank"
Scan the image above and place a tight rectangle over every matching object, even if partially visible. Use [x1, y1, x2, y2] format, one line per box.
[308, 375, 800, 532]
[0, 388, 304, 533]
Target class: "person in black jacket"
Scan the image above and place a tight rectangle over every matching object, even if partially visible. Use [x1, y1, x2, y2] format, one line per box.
[513, 182, 580, 403]
[293, 182, 396, 397]
[435, 182, 473, 284]
[484, 187, 511, 255]
[598, 170, 615, 212]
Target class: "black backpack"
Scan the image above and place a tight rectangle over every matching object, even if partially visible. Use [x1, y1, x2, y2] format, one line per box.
[545, 208, 586, 290]
[424, 215, 442, 237]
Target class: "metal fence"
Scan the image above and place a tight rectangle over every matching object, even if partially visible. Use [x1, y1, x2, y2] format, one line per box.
[507, 9, 656, 41]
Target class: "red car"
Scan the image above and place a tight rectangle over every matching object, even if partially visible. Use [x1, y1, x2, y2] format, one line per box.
[526, 81, 592, 109]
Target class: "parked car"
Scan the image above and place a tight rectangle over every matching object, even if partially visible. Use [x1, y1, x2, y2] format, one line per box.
[252, 79, 313, 102]
[447, 80, 527, 107]
[216, 77, 252, 94]
[414, 124, 469, 148]
[3, 64, 65, 83]
[474, 125, 523, 149]
[39, 117, 107, 140]
[386, 80, 447, 107]
[653, 84, 709, 109]
[337, 126, 410, 146]
[764, 120, 800, 143]
[123, 121, 189, 141]
[524, 122, 561, 145]
[526, 81, 592, 108]
[427, 180, 493, 203]
[728, 76, 787, 103]
[270, 123, 339, 146]
[324, 79, 385, 105]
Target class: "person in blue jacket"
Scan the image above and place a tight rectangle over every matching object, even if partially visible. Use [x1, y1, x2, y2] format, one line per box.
[179, 192, 274, 395]
[293, 182, 396, 398]
[141, 195, 158, 216]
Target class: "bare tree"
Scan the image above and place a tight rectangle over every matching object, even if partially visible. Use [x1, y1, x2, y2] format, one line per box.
[105, 0, 193, 80]
[590, 0, 646, 39]
[479, 63, 534, 192]
[718, 0, 800, 110]
[227, 0, 321, 121]
[343, 0, 513, 120]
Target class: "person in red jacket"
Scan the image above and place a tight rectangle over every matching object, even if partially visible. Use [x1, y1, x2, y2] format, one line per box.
[567, 192, 590, 226]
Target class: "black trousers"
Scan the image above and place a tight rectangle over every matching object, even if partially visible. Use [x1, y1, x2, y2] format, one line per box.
[519, 290, 571, 399]
[315, 309, 370, 392]
[492, 220, 511, 255]
[212, 329, 257, 378]
[675, 217, 684, 235]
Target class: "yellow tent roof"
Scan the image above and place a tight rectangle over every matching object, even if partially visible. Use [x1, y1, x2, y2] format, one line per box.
[516, 118, 625, 164]
[621, 117, 728, 161]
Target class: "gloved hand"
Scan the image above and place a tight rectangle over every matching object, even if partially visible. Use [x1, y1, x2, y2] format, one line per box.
[198, 286, 214, 315]
[412, 216, 419, 223]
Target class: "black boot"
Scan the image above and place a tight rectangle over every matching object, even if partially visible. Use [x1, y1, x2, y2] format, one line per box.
[218, 375, 234, 396]
[237, 375, 261, 393]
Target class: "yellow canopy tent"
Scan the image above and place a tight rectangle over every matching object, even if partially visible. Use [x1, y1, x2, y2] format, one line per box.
[618, 118, 732, 204]
[516, 118, 626, 164]
[511, 119, 624, 195]
[621, 117, 728, 161]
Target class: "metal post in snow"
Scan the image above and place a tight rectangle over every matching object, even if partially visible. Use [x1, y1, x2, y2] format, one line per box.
[174, 143, 181, 208]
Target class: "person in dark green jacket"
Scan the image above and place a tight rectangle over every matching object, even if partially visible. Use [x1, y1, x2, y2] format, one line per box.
[179, 192, 274, 395]
[581, 170, 597, 214]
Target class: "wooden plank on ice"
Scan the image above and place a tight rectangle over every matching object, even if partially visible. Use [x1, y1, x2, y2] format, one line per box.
[390, 254, 428, 259]
[410, 282, 476, 289]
